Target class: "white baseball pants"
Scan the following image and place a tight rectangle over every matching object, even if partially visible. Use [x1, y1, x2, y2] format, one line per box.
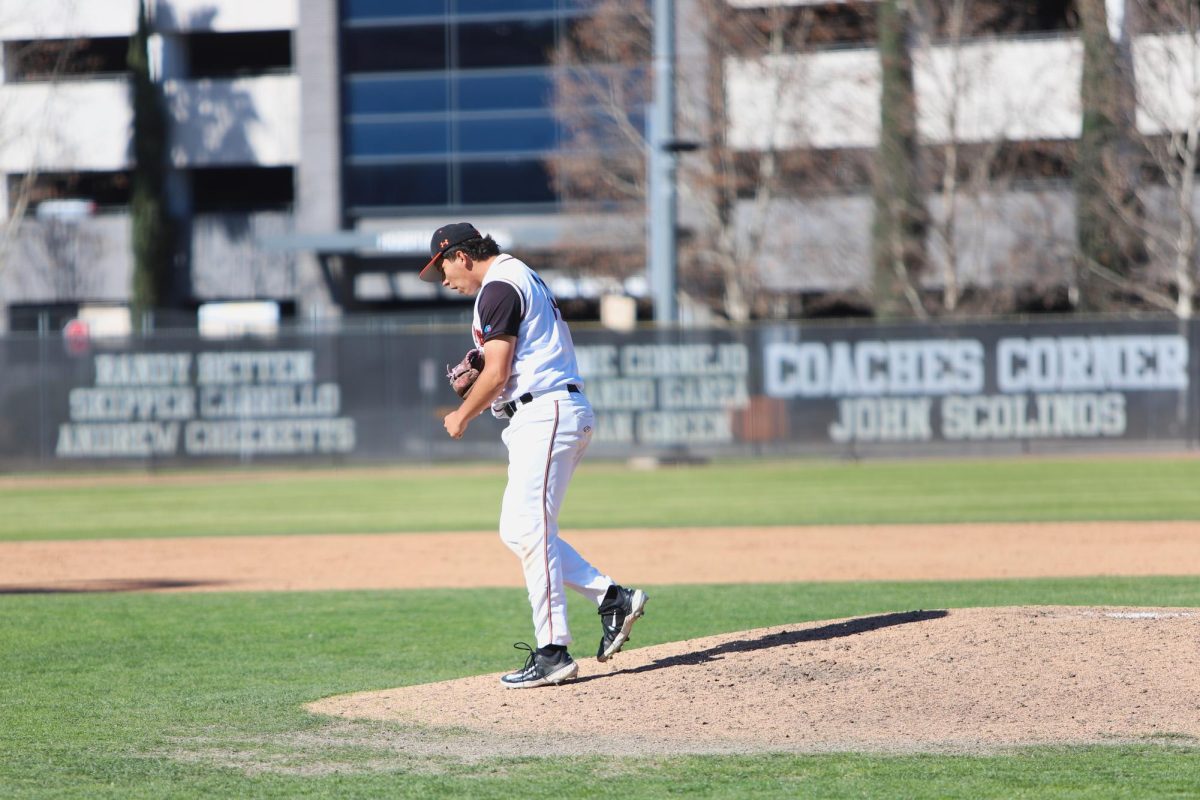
[499, 391, 613, 649]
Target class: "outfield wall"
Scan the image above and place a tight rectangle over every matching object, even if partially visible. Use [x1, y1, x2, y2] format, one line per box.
[0, 317, 1195, 468]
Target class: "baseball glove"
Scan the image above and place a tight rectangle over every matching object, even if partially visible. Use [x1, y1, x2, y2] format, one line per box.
[446, 348, 485, 398]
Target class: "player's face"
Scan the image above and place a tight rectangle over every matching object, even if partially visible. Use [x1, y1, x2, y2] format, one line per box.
[439, 251, 477, 295]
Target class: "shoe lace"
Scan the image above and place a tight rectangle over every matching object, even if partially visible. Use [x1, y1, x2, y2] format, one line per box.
[512, 641, 537, 673]
[601, 609, 622, 634]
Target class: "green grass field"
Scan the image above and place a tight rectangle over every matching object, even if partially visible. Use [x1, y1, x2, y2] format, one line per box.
[3, 456, 1200, 798]
[4, 456, 1200, 541]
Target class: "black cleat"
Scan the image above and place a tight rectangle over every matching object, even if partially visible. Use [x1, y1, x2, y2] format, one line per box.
[500, 642, 579, 688]
[596, 585, 648, 662]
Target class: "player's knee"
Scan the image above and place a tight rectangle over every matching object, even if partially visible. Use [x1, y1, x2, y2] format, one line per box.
[498, 517, 545, 553]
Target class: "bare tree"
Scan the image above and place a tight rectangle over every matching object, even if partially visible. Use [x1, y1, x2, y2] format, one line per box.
[909, 1, 1068, 316]
[1100, 0, 1200, 318]
[679, 3, 832, 322]
[0, 197, 109, 309]
[549, 0, 834, 322]
[910, 0, 1026, 315]
[911, 0, 966, 313]
[0, 35, 81, 290]
[547, 1, 652, 288]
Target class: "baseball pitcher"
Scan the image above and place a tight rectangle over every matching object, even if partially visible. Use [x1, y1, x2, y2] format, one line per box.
[421, 222, 647, 688]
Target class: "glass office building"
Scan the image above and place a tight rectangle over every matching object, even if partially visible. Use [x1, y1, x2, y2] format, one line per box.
[340, 0, 597, 218]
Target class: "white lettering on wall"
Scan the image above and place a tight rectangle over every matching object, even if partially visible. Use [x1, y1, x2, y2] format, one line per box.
[580, 343, 751, 445]
[94, 353, 192, 386]
[56, 422, 181, 457]
[658, 376, 749, 410]
[575, 345, 620, 378]
[941, 393, 1127, 440]
[766, 339, 985, 398]
[828, 397, 934, 443]
[196, 351, 315, 385]
[587, 378, 656, 411]
[56, 350, 355, 459]
[184, 419, 357, 455]
[197, 384, 341, 418]
[996, 336, 1188, 392]
[764, 334, 1184, 445]
[69, 387, 195, 421]
[594, 412, 634, 443]
[622, 344, 748, 376]
[637, 411, 732, 444]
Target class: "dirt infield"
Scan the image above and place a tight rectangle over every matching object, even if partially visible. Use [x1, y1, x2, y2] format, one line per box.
[7, 522, 1200, 755]
[3, 521, 1200, 594]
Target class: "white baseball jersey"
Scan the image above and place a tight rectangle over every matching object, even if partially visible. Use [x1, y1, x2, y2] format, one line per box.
[470, 253, 612, 650]
[471, 254, 584, 408]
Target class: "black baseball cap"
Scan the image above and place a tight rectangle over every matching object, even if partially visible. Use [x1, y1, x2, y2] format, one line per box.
[419, 222, 481, 282]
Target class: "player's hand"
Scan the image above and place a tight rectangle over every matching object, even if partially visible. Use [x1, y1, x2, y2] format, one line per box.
[444, 410, 468, 439]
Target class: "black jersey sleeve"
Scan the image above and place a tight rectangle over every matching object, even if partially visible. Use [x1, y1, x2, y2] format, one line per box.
[476, 281, 523, 341]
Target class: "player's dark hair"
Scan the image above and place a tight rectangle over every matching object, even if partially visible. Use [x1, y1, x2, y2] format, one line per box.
[446, 234, 500, 262]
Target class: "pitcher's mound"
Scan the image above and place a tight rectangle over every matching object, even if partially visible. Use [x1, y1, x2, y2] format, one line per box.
[308, 607, 1200, 755]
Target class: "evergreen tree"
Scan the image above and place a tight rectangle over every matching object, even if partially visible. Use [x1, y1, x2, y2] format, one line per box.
[127, 0, 174, 331]
[872, 0, 928, 319]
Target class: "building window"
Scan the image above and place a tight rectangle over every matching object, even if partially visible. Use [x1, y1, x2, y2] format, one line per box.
[344, 0, 447, 21]
[456, 113, 558, 153]
[342, 25, 446, 72]
[3, 37, 130, 81]
[345, 76, 450, 115]
[345, 163, 450, 208]
[191, 167, 293, 212]
[460, 159, 554, 205]
[457, 0, 557, 13]
[345, 119, 451, 157]
[340, 5, 641, 215]
[456, 20, 556, 68]
[728, 0, 1077, 53]
[8, 171, 130, 214]
[457, 72, 554, 110]
[186, 31, 292, 78]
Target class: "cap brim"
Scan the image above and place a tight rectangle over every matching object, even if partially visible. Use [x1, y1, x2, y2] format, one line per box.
[418, 252, 443, 283]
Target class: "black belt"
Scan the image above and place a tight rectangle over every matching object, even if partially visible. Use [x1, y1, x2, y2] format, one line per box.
[500, 384, 580, 418]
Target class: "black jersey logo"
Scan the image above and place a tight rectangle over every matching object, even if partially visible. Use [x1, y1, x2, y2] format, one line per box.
[529, 273, 563, 321]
